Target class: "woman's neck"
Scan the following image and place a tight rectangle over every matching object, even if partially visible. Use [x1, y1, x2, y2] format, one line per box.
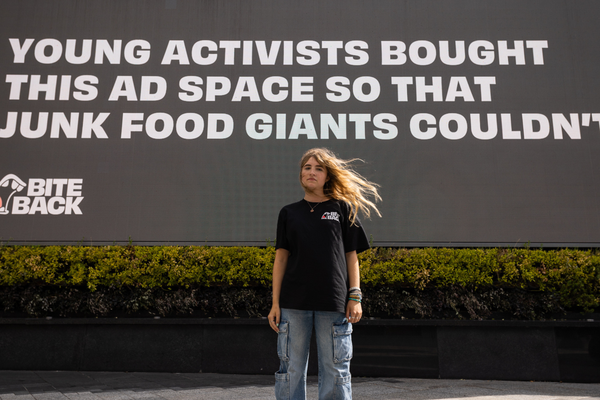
[303, 191, 329, 203]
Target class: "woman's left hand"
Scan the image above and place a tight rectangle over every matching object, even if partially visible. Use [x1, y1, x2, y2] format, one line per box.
[346, 300, 362, 323]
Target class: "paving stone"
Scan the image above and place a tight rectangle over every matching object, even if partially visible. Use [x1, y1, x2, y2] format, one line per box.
[63, 393, 99, 400]
[0, 395, 37, 400]
[31, 394, 68, 400]
[0, 371, 598, 400]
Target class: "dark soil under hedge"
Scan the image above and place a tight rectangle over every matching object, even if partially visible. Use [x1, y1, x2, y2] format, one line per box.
[1, 285, 596, 320]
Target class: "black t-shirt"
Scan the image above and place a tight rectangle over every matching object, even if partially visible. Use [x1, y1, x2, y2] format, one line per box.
[275, 199, 370, 313]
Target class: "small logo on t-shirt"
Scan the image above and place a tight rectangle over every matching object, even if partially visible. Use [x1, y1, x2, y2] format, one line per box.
[321, 211, 340, 222]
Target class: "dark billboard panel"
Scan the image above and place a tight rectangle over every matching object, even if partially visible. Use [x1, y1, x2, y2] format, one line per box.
[1, 0, 600, 246]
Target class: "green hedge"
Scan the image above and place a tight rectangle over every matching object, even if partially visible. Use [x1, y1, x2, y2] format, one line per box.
[0, 245, 599, 319]
[361, 247, 600, 311]
[0, 245, 275, 289]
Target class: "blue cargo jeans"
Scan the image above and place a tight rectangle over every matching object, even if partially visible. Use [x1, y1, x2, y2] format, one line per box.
[275, 308, 352, 400]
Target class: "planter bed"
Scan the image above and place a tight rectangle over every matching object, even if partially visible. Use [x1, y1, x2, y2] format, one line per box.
[1, 318, 598, 383]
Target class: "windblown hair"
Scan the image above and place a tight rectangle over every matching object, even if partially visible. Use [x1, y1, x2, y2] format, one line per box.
[299, 148, 381, 225]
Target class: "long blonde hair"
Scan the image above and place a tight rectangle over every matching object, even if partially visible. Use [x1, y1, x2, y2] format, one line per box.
[299, 148, 381, 225]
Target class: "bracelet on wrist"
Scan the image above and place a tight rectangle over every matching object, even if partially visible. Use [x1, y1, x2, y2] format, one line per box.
[348, 293, 363, 302]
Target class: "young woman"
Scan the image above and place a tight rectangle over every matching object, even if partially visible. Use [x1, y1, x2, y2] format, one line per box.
[268, 148, 381, 400]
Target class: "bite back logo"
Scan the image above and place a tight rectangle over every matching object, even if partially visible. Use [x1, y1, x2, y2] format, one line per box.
[321, 211, 340, 222]
[0, 174, 84, 215]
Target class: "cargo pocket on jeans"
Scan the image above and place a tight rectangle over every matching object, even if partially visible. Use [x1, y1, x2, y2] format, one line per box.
[334, 374, 352, 400]
[277, 321, 289, 362]
[332, 322, 353, 363]
[275, 372, 290, 399]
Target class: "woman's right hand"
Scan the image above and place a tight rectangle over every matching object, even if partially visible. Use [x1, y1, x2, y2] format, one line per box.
[268, 304, 280, 333]
[269, 249, 288, 334]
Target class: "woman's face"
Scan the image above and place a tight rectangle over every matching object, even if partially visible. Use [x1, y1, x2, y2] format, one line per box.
[301, 156, 329, 192]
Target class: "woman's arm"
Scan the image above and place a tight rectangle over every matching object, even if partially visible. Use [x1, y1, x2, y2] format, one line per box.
[268, 248, 289, 333]
[345, 250, 362, 323]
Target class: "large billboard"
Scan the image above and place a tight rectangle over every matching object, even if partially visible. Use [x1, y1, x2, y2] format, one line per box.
[1, 0, 600, 246]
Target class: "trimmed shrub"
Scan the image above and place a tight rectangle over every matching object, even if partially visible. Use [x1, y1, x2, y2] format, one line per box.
[0, 246, 598, 319]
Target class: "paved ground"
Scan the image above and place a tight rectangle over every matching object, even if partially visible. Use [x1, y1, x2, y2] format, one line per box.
[0, 371, 598, 400]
